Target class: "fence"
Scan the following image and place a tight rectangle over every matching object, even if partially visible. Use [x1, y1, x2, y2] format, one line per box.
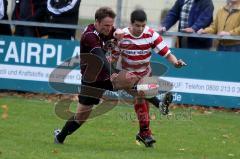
[6, 0, 229, 29]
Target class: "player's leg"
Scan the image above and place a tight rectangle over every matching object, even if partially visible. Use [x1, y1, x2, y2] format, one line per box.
[55, 103, 93, 144]
[54, 82, 107, 144]
[134, 98, 156, 147]
[133, 75, 173, 115]
[146, 92, 173, 115]
[134, 98, 151, 136]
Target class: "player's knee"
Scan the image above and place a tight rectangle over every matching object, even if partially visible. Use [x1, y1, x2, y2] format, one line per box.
[75, 104, 93, 122]
[134, 97, 145, 104]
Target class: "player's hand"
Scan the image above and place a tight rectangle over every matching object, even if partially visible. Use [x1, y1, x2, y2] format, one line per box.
[159, 26, 166, 34]
[106, 56, 116, 63]
[181, 27, 195, 33]
[174, 59, 187, 68]
[113, 29, 124, 40]
[110, 73, 118, 82]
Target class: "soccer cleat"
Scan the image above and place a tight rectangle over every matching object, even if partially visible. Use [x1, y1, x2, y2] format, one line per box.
[136, 134, 156, 147]
[54, 129, 63, 144]
[159, 92, 173, 115]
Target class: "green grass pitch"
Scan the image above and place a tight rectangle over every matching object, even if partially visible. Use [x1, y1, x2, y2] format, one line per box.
[0, 95, 240, 159]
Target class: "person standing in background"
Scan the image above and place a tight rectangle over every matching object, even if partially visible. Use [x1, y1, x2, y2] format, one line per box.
[0, 0, 12, 35]
[197, 0, 240, 52]
[47, 0, 81, 40]
[12, 0, 47, 37]
[159, 0, 214, 49]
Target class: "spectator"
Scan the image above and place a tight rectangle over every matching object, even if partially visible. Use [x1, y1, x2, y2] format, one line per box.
[0, 0, 12, 35]
[160, 8, 178, 48]
[198, 0, 240, 52]
[159, 0, 214, 49]
[12, 0, 47, 37]
[46, 0, 81, 40]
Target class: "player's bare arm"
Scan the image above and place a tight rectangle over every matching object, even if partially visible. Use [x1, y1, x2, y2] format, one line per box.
[166, 53, 187, 68]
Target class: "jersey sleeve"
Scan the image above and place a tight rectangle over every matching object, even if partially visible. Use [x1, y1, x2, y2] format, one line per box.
[151, 31, 171, 57]
[81, 32, 102, 52]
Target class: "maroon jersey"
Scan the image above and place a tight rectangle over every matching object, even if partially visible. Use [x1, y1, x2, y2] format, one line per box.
[80, 24, 115, 82]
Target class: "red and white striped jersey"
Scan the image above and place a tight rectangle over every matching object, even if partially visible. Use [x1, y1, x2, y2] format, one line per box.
[114, 26, 171, 78]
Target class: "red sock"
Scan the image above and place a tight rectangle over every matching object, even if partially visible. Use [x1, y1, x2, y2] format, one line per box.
[134, 100, 152, 137]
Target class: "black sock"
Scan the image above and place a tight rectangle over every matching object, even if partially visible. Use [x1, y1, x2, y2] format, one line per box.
[146, 96, 160, 108]
[57, 116, 81, 143]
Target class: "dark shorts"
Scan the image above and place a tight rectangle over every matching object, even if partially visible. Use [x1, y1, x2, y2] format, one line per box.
[78, 79, 114, 106]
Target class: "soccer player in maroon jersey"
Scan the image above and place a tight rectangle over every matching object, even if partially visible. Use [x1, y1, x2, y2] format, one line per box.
[54, 7, 119, 144]
[54, 6, 138, 145]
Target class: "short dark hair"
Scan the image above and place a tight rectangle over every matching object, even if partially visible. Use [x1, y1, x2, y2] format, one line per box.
[95, 7, 116, 22]
[130, 9, 147, 23]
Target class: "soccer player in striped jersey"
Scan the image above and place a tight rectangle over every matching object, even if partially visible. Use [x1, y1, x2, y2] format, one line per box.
[111, 9, 186, 147]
